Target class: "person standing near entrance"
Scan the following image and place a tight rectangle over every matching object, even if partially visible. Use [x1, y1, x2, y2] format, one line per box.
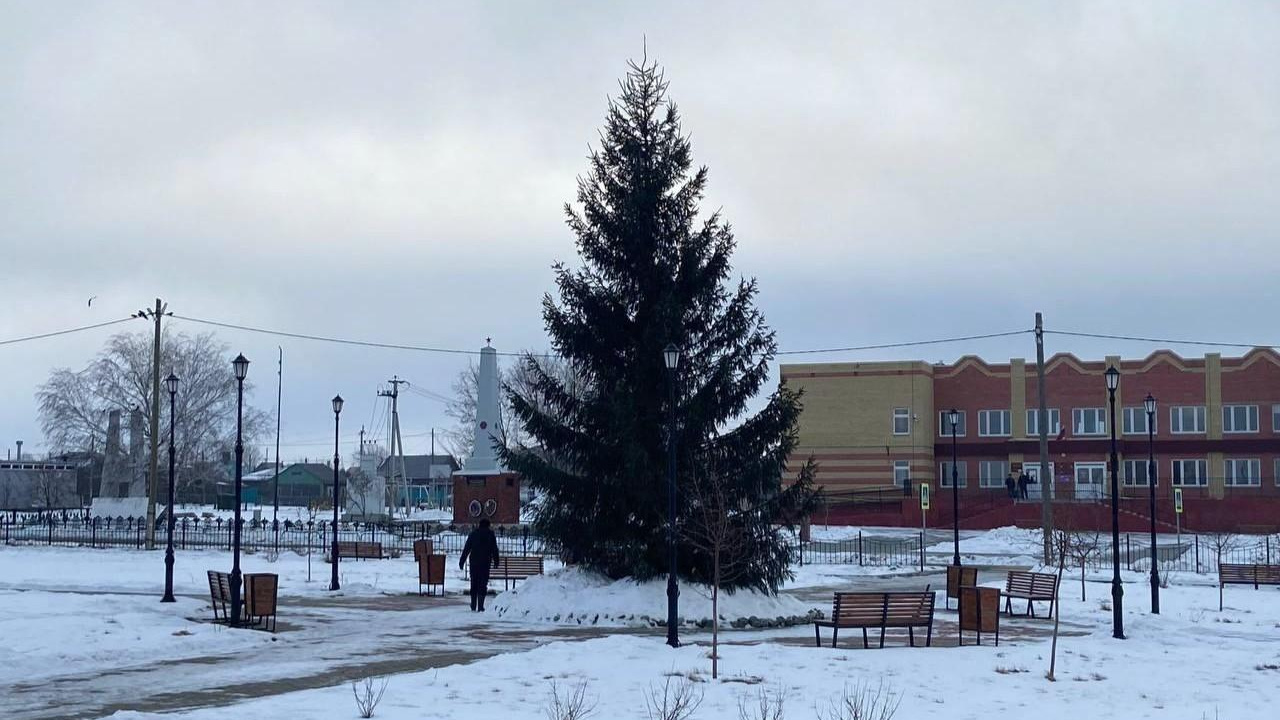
[1005, 471, 1017, 499]
[460, 518, 500, 611]
[1017, 470, 1031, 499]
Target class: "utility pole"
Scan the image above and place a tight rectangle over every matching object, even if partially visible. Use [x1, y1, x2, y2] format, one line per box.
[378, 377, 408, 518]
[1035, 312, 1054, 565]
[273, 347, 282, 549]
[135, 299, 169, 550]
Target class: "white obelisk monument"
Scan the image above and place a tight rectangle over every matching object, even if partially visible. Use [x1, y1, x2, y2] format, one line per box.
[453, 341, 520, 525]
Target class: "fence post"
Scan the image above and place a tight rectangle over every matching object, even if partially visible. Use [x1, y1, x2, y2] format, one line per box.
[1267, 536, 1272, 566]
[858, 531, 864, 566]
[1126, 534, 1131, 570]
[919, 531, 925, 571]
[90, 517, 96, 548]
[48, 516, 54, 545]
[1195, 534, 1201, 574]
[523, 526, 528, 556]
[181, 518, 187, 550]
[136, 521, 142, 549]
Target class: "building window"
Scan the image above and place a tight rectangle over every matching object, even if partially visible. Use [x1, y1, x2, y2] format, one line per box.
[1171, 458, 1208, 486]
[938, 411, 966, 437]
[978, 410, 1011, 437]
[892, 407, 910, 435]
[1072, 408, 1106, 436]
[1169, 406, 1206, 434]
[1224, 458, 1261, 486]
[1122, 459, 1154, 486]
[1222, 405, 1259, 434]
[979, 460, 1009, 488]
[893, 460, 911, 487]
[1026, 408, 1061, 436]
[1122, 407, 1156, 435]
[1275, 458, 1280, 487]
[1273, 405, 1280, 433]
[939, 461, 968, 488]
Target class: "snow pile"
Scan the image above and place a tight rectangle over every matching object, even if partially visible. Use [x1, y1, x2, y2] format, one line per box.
[490, 567, 820, 628]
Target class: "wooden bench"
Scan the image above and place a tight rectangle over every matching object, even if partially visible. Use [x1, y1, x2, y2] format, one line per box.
[207, 570, 278, 632]
[491, 555, 545, 590]
[336, 540, 384, 560]
[1219, 563, 1280, 611]
[1003, 571, 1059, 618]
[813, 587, 935, 649]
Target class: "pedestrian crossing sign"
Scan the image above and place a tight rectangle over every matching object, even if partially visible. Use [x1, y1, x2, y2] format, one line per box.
[1174, 487, 1183, 514]
[920, 483, 930, 510]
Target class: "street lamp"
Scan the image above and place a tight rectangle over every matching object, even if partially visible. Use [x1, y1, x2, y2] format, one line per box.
[1105, 365, 1124, 639]
[161, 373, 180, 603]
[662, 343, 680, 648]
[230, 353, 249, 626]
[949, 409, 961, 566]
[1145, 393, 1159, 614]
[330, 394, 344, 592]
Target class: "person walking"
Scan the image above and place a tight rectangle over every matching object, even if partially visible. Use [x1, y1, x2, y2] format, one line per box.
[1005, 471, 1017, 499]
[1017, 470, 1030, 500]
[460, 518, 500, 612]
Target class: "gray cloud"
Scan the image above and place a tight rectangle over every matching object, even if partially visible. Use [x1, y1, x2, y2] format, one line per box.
[1, 0, 1277, 458]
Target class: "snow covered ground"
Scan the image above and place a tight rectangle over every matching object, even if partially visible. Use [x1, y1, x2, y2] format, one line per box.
[100, 576, 1280, 720]
[5, 526, 1280, 719]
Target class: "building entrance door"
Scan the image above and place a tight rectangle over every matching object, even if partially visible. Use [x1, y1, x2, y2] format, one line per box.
[1074, 462, 1106, 501]
[1024, 462, 1055, 499]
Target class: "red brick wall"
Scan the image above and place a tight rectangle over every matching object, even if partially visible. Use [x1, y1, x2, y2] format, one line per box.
[452, 473, 521, 526]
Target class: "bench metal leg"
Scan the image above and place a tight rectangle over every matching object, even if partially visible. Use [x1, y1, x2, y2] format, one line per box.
[908, 627, 915, 647]
[1026, 599, 1035, 617]
[878, 626, 886, 649]
[1219, 584, 1224, 611]
[814, 624, 821, 647]
[861, 628, 869, 649]
[926, 621, 933, 647]
[831, 626, 838, 648]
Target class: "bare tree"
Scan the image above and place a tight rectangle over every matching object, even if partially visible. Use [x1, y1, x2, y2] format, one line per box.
[816, 681, 901, 720]
[37, 329, 271, 499]
[1206, 532, 1239, 571]
[1047, 530, 1071, 681]
[644, 676, 703, 720]
[684, 464, 752, 680]
[543, 679, 597, 720]
[1061, 524, 1104, 601]
[444, 352, 575, 462]
[31, 469, 73, 508]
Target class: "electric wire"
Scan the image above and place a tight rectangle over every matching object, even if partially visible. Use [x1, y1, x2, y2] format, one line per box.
[1045, 330, 1275, 350]
[0, 317, 136, 348]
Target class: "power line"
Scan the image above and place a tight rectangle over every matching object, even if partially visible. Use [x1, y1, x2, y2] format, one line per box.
[773, 330, 1032, 356]
[0, 317, 135, 348]
[171, 314, 536, 357]
[1045, 330, 1275, 349]
[172, 312, 1034, 358]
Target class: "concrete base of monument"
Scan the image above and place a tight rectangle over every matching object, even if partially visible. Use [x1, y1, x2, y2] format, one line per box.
[452, 472, 521, 526]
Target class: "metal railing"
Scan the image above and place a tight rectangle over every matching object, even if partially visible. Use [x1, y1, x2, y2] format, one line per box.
[0, 514, 550, 557]
[1078, 531, 1278, 575]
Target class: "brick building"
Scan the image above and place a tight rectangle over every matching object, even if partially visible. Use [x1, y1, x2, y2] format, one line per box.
[781, 348, 1280, 532]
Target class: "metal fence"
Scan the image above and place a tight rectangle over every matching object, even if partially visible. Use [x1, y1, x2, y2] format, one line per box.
[0, 513, 549, 558]
[796, 531, 925, 568]
[1080, 531, 1279, 575]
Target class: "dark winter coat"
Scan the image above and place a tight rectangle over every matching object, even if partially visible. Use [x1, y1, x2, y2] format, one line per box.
[460, 526, 500, 572]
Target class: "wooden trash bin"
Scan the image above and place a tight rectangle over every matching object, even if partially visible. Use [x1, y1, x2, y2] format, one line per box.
[418, 553, 446, 596]
[958, 586, 1000, 646]
[946, 565, 978, 609]
[243, 572, 279, 632]
[413, 538, 434, 561]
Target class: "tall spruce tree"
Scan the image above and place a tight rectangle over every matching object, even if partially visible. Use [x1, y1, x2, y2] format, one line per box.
[503, 58, 816, 593]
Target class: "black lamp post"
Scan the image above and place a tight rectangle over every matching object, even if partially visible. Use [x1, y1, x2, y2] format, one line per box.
[161, 373, 180, 603]
[948, 409, 961, 566]
[663, 343, 681, 648]
[230, 353, 249, 626]
[330, 394, 344, 592]
[1145, 393, 1159, 614]
[1105, 365, 1125, 639]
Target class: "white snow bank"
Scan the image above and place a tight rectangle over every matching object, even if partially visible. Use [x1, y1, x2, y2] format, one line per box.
[490, 567, 819, 627]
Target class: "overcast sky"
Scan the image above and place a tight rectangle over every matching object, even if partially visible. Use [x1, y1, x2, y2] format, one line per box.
[1, 1, 1277, 462]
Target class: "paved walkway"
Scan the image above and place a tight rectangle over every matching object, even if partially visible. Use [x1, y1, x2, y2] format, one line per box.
[4, 591, 625, 720]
